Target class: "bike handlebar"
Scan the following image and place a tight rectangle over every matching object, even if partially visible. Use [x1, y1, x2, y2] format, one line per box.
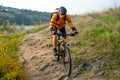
[56, 32, 78, 37]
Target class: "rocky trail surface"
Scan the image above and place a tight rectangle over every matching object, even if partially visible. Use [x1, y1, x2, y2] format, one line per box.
[19, 28, 107, 80]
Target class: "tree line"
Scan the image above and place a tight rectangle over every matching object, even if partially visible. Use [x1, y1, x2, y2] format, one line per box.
[0, 5, 51, 25]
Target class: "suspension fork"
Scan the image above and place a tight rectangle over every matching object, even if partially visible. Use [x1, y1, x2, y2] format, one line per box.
[57, 35, 60, 54]
[57, 35, 61, 61]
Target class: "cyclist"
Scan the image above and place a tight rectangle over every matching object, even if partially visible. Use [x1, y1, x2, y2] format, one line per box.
[49, 6, 78, 57]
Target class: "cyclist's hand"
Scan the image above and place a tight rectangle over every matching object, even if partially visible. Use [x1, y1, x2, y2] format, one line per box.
[73, 31, 79, 36]
[71, 33, 75, 36]
[74, 31, 79, 34]
[70, 31, 78, 36]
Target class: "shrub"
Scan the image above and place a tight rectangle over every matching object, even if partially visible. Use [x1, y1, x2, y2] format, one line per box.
[0, 34, 26, 80]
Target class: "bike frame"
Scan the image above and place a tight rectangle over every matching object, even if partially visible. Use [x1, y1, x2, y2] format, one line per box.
[55, 32, 75, 76]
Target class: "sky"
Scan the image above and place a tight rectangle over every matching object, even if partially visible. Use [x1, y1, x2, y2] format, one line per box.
[0, 0, 120, 15]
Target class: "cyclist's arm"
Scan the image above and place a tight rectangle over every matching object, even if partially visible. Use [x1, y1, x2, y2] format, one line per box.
[65, 14, 74, 28]
[66, 14, 78, 33]
[49, 13, 58, 28]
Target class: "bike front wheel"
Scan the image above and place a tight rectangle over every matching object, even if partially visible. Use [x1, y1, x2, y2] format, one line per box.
[62, 47, 72, 77]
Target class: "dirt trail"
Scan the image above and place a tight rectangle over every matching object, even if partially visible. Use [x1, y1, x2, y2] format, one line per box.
[19, 28, 107, 80]
[19, 28, 69, 80]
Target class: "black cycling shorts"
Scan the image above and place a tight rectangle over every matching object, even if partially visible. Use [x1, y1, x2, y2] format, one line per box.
[50, 27, 67, 38]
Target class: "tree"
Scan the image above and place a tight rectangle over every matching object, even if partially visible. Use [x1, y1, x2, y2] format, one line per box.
[3, 20, 10, 31]
[0, 19, 2, 26]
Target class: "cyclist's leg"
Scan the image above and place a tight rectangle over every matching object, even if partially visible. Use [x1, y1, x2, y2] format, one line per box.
[59, 27, 67, 44]
[50, 27, 58, 55]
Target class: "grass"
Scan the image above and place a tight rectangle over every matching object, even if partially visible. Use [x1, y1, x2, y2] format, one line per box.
[91, 27, 114, 39]
[100, 16, 116, 25]
[70, 7, 120, 79]
[26, 26, 47, 34]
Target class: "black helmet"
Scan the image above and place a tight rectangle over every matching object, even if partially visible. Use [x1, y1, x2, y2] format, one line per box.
[59, 6, 67, 14]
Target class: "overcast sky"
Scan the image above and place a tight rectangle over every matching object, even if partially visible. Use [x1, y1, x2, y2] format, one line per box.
[0, 0, 120, 15]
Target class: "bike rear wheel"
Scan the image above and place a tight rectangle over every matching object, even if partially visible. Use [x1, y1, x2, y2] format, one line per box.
[62, 47, 72, 77]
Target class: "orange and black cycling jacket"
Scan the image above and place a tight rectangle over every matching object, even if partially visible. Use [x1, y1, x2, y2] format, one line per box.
[49, 13, 74, 30]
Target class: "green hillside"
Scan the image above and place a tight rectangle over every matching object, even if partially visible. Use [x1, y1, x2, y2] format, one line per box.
[70, 7, 120, 79]
[0, 5, 50, 25]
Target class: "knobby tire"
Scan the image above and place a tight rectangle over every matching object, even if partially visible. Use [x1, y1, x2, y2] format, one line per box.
[62, 47, 72, 77]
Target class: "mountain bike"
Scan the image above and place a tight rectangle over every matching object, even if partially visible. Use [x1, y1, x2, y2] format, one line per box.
[54, 32, 76, 77]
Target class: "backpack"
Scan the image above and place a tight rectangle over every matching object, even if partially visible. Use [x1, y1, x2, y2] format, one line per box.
[51, 12, 66, 22]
